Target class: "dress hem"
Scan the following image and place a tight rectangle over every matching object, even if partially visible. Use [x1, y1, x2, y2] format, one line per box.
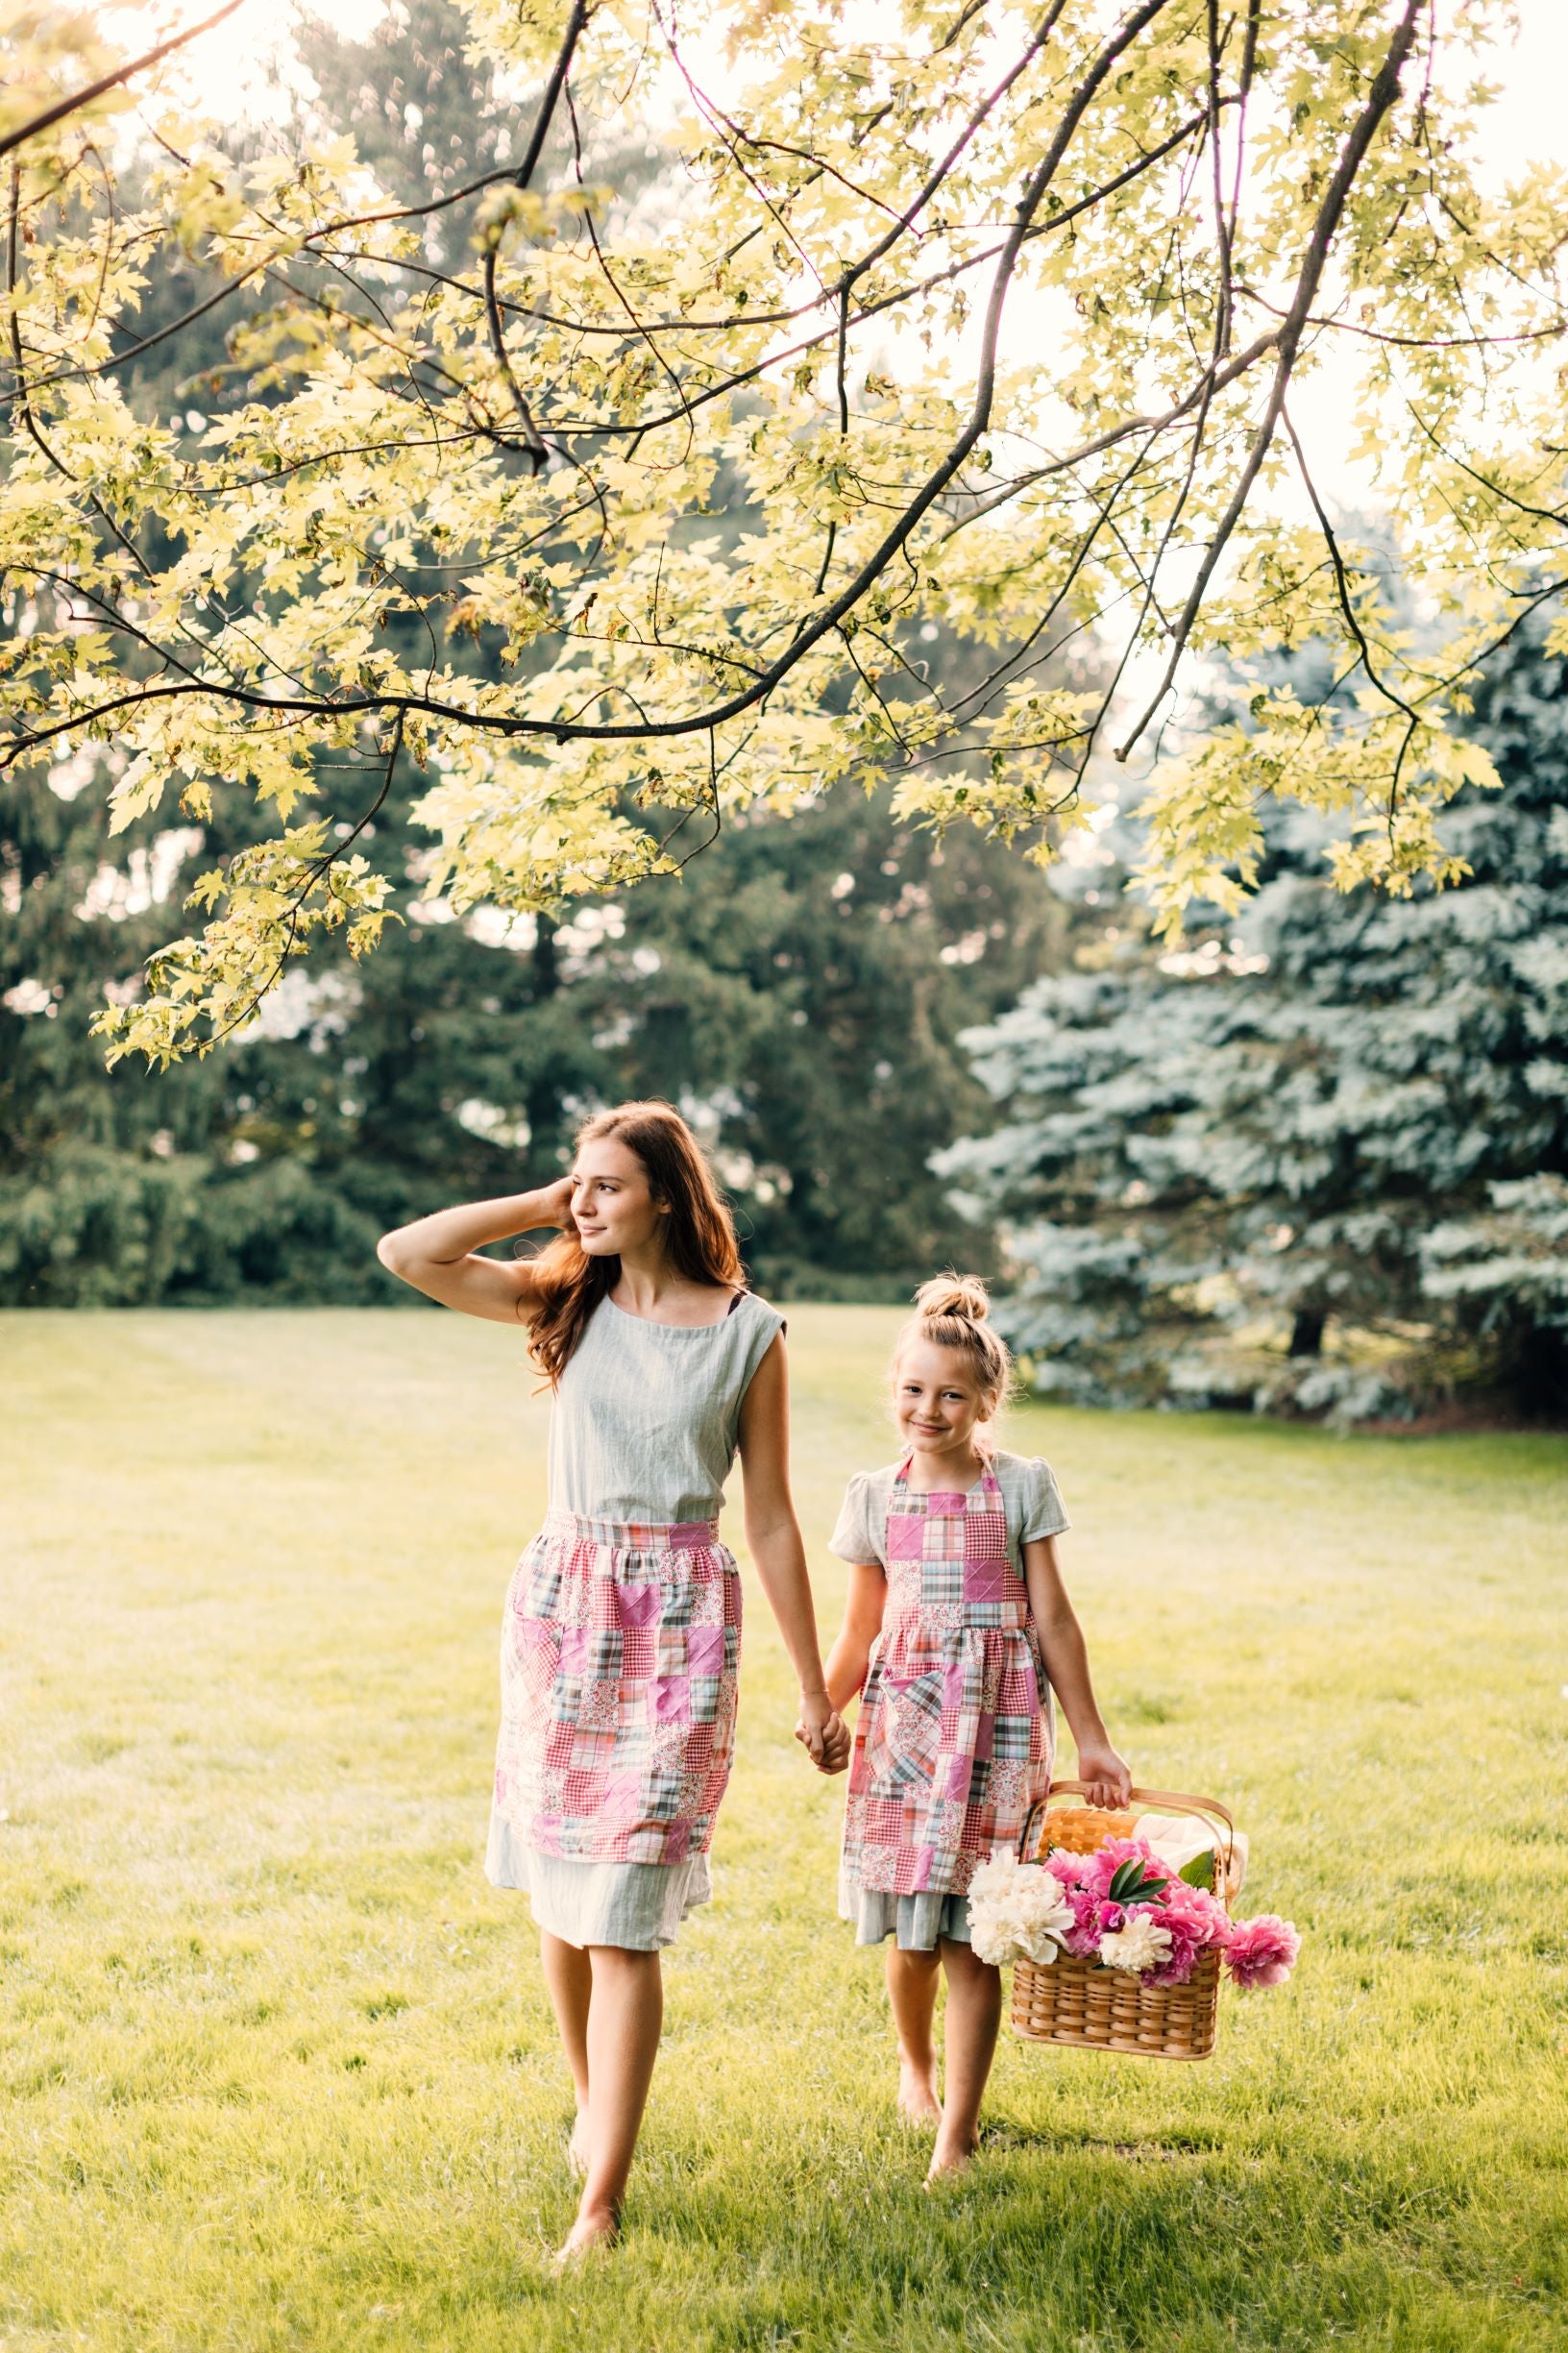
[840, 1876, 973, 1952]
[487, 1819, 713, 1950]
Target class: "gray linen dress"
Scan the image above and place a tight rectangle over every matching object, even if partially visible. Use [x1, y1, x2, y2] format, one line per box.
[486, 1287, 784, 1950]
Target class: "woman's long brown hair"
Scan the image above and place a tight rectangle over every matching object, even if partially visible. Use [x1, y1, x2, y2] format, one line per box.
[523, 1100, 744, 1385]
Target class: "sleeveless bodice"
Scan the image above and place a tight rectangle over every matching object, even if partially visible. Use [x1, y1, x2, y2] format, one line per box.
[546, 1290, 785, 1525]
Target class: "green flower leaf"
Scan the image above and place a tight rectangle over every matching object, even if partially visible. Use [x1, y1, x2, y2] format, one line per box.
[1108, 1858, 1170, 1906]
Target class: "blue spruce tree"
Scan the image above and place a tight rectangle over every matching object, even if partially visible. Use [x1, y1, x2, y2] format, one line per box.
[938, 614, 1568, 1421]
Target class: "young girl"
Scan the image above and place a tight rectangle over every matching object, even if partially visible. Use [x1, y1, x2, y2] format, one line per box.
[823, 1275, 1130, 2181]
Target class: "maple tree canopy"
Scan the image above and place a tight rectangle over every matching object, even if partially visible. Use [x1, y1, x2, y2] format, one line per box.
[4, 0, 1565, 1062]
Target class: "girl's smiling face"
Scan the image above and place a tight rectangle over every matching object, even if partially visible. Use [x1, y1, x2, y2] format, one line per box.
[570, 1136, 667, 1259]
[894, 1337, 993, 1464]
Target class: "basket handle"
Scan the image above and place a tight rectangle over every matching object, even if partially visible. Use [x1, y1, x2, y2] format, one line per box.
[1017, 1779, 1237, 1882]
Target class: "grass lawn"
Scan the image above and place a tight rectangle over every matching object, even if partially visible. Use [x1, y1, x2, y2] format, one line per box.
[3, 1305, 1566, 2353]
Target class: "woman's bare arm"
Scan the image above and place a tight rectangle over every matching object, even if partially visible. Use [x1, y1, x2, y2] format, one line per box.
[376, 1177, 575, 1324]
[737, 1336, 850, 1773]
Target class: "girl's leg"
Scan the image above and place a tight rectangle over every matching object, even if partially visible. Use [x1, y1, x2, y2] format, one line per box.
[539, 1932, 593, 2172]
[929, 1939, 1002, 2179]
[885, 1945, 943, 2122]
[560, 1946, 664, 2256]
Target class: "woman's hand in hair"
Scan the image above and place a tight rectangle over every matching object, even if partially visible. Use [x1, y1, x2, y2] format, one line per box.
[539, 1172, 576, 1228]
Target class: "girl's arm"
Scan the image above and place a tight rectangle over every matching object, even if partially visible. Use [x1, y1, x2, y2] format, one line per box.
[1023, 1534, 1132, 1809]
[824, 1562, 887, 1715]
[376, 1177, 575, 1323]
[737, 1336, 850, 1775]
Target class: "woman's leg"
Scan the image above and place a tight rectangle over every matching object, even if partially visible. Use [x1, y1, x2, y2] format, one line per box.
[560, 1946, 664, 2254]
[885, 1945, 943, 2122]
[539, 1932, 593, 2171]
[928, 1939, 1002, 2178]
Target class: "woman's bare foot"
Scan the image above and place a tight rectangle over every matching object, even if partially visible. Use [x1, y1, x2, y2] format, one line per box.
[566, 2108, 591, 2179]
[925, 2129, 979, 2184]
[552, 2202, 620, 2266]
[896, 2057, 943, 2125]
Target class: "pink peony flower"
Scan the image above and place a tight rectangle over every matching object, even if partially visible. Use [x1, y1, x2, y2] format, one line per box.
[1224, 1914, 1300, 1990]
[1161, 1877, 1232, 1944]
[1059, 1887, 1102, 1957]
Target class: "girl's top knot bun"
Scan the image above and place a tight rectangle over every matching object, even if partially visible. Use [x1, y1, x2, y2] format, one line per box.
[912, 1271, 992, 1324]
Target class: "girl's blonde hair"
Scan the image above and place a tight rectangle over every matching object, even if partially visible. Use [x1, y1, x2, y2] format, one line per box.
[894, 1272, 1013, 1425]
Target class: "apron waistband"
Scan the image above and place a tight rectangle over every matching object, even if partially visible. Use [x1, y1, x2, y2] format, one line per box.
[544, 1507, 721, 1552]
[883, 1604, 1032, 1632]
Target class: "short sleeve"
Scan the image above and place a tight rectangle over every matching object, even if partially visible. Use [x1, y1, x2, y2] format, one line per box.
[736, 1292, 787, 1392]
[1018, 1456, 1069, 1543]
[829, 1471, 886, 1566]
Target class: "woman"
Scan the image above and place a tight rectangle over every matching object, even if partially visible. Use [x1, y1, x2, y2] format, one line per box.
[377, 1100, 848, 2258]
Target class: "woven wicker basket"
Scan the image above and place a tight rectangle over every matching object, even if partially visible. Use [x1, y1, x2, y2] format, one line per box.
[1011, 1779, 1240, 2063]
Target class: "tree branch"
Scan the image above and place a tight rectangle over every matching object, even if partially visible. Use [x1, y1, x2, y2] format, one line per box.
[0, 0, 247, 160]
[1115, 0, 1424, 758]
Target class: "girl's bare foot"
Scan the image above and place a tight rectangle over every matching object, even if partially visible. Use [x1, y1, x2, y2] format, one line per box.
[566, 2108, 591, 2179]
[925, 2130, 979, 2183]
[896, 2057, 943, 2125]
[552, 2202, 620, 2265]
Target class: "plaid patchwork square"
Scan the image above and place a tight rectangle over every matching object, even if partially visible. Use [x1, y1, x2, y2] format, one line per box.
[621, 1626, 655, 1678]
[992, 1709, 1033, 1762]
[963, 1510, 1008, 1562]
[687, 1674, 723, 1722]
[998, 1660, 1037, 1713]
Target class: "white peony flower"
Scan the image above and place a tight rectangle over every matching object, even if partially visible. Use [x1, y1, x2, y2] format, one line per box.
[1097, 1913, 1174, 1974]
[967, 1857, 1075, 1967]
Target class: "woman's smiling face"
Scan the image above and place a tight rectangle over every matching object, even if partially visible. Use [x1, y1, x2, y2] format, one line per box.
[570, 1135, 666, 1259]
[894, 1337, 990, 1461]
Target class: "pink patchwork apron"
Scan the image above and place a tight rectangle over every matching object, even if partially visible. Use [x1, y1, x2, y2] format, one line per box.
[841, 1459, 1052, 1898]
[493, 1507, 742, 1868]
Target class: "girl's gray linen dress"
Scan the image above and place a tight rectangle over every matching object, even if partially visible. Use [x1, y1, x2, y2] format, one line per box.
[486, 1288, 784, 1950]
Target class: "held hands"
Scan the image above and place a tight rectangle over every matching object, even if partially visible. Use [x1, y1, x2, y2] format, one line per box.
[795, 1689, 851, 1776]
[1074, 1740, 1133, 1809]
